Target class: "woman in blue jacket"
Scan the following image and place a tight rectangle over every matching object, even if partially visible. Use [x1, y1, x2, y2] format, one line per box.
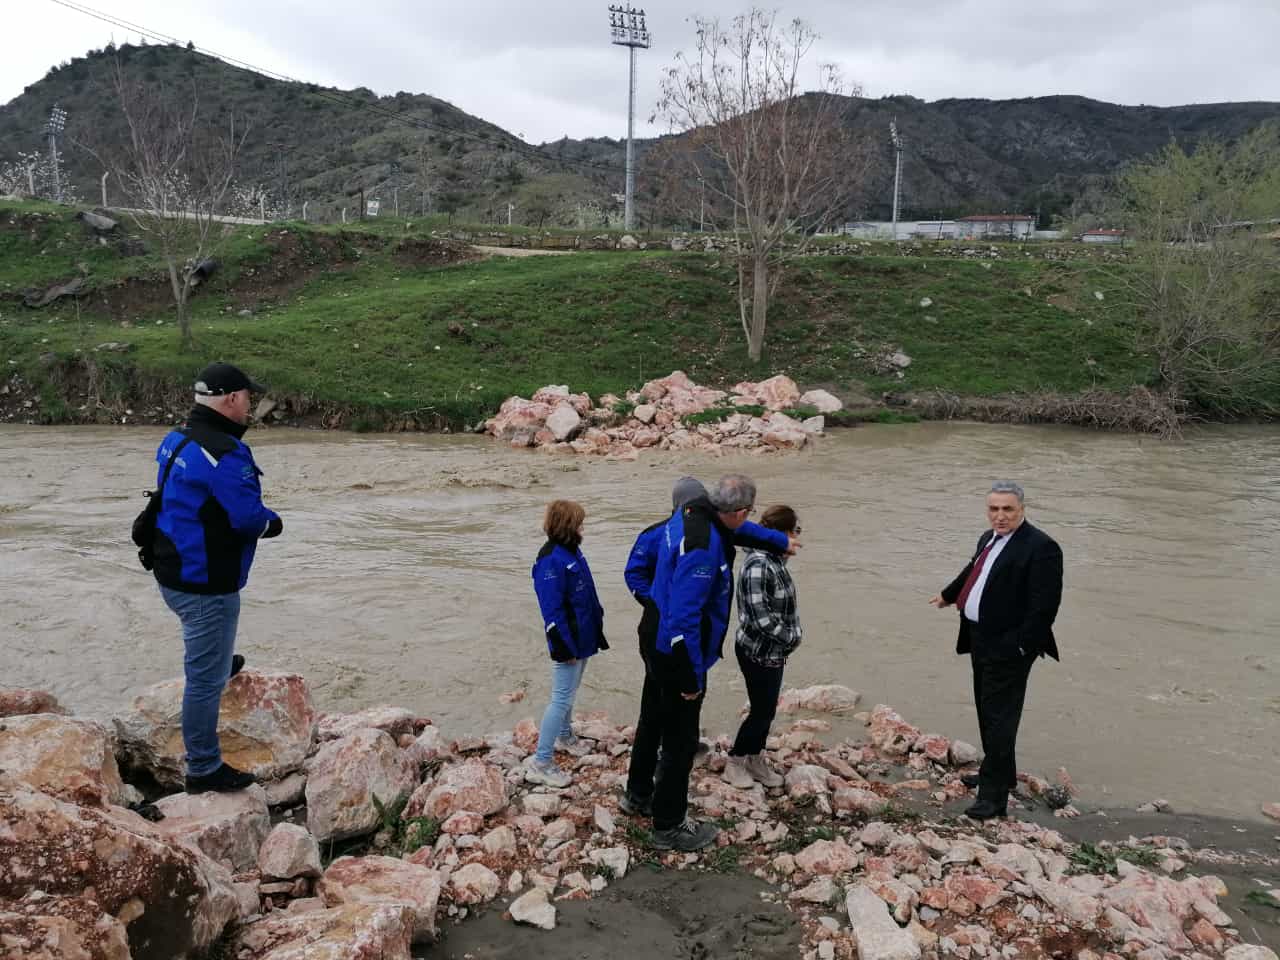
[526, 499, 608, 787]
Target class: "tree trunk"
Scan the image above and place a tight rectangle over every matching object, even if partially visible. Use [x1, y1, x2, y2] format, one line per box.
[747, 254, 769, 362]
[165, 257, 192, 351]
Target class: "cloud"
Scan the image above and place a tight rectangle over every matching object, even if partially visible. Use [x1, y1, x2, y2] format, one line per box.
[4, 0, 1277, 143]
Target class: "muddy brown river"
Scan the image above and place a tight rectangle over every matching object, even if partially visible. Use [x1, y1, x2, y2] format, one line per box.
[1, 423, 1276, 819]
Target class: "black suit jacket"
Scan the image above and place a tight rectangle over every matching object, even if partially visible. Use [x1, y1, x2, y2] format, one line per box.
[940, 521, 1063, 661]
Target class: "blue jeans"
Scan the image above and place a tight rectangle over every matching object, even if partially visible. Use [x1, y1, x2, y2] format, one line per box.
[160, 586, 240, 777]
[534, 658, 587, 765]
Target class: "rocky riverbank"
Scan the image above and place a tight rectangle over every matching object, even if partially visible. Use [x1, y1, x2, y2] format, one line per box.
[485, 370, 846, 456]
[1, 678, 1277, 960]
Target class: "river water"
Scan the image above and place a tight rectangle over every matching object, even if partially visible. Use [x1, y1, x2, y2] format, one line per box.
[1, 423, 1276, 819]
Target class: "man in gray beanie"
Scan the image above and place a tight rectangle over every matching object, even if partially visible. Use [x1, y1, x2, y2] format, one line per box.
[619, 477, 798, 818]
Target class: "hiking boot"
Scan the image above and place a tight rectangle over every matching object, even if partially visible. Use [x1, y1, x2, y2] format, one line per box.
[555, 735, 590, 757]
[185, 763, 255, 794]
[743, 753, 784, 788]
[618, 790, 653, 817]
[721, 755, 756, 789]
[651, 817, 719, 852]
[524, 758, 572, 788]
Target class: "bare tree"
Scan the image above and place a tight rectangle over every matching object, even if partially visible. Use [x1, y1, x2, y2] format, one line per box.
[87, 59, 248, 350]
[654, 9, 866, 361]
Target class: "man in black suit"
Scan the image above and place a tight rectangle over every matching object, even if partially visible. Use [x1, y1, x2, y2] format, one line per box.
[930, 480, 1063, 820]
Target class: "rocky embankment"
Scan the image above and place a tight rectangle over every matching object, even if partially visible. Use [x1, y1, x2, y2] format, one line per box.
[1, 679, 1278, 960]
[486, 370, 844, 456]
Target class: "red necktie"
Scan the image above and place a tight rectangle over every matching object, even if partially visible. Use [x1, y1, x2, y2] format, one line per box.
[955, 537, 999, 612]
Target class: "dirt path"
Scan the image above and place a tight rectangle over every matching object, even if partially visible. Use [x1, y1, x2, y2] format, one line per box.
[472, 244, 572, 257]
[425, 868, 802, 960]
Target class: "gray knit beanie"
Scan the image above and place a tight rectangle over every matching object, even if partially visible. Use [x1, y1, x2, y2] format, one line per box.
[671, 476, 708, 511]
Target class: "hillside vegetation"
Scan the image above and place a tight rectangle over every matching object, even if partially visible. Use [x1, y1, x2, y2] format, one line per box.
[1, 199, 1212, 432]
[3, 44, 1279, 227]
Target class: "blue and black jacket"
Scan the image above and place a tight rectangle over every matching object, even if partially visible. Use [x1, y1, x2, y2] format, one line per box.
[532, 539, 607, 662]
[151, 405, 282, 595]
[652, 498, 788, 694]
[625, 515, 789, 605]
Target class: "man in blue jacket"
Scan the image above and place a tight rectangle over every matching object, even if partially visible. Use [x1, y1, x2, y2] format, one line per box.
[639, 473, 784, 851]
[150, 363, 283, 793]
[621, 476, 794, 820]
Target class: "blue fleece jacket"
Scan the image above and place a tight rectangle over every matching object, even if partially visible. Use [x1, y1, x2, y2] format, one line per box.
[651, 500, 788, 693]
[532, 540, 607, 661]
[152, 406, 281, 594]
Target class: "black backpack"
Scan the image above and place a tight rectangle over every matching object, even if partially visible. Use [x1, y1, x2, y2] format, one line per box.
[132, 433, 193, 571]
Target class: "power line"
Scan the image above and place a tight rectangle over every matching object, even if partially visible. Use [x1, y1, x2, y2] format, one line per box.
[41, 0, 630, 176]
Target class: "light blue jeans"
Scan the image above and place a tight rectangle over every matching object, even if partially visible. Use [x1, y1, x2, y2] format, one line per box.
[534, 658, 587, 766]
[160, 586, 240, 777]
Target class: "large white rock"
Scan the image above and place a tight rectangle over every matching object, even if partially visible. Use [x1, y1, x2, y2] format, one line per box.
[545, 404, 583, 442]
[113, 671, 317, 788]
[0, 892, 132, 960]
[800, 389, 844, 413]
[317, 705, 416, 742]
[304, 728, 417, 843]
[317, 855, 442, 943]
[258, 822, 322, 880]
[450, 862, 501, 905]
[416, 758, 508, 820]
[588, 846, 630, 879]
[234, 902, 414, 960]
[777, 685, 862, 714]
[0, 714, 124, 807]
[1224, 947, 1279, 960]
[845, 885, 921, 960]
[509, 887, 557, 930]
[0, 783, 238, 960]
[152, 784, 271, 872]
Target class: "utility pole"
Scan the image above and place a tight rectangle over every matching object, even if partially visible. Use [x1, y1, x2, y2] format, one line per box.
[608, 4, 650, 232]
[45, 105, 68, 202]
[698, 176, 705, 233]
[507, 202, 515, 226]
[101, 171, 110, 208]
[889, 118, 904, 241]
[273, 142, 288, 219]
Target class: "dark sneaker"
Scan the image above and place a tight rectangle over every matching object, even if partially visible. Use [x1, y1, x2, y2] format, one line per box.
[651, 817, 719, 852]
[230, 654, 245, 678]
[619, 790, 653, 817]
[185, 763, 256, 794]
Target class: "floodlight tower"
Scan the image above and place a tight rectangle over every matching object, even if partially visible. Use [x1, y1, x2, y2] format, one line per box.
[45, 105, 68, 203]
[608, 4, 650, 231]
[889, 118, 904, 240]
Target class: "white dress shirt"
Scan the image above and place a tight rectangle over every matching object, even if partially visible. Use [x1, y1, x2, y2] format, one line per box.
[964, 532, 1011, 622]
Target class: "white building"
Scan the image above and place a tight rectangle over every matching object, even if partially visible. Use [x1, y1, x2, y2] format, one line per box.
[1081, 229, 1126, 244]
[956, 215, 1036, 239]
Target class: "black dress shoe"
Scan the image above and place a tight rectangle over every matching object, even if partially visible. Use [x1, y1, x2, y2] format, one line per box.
[960, 774, 980, 788]
[230, 654, 245, 678]
[185, 763, 255, 794]
[964, 800, 1008, 820]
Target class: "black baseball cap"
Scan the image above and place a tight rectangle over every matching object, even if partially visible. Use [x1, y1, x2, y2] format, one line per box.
[194, 362, 266, 396]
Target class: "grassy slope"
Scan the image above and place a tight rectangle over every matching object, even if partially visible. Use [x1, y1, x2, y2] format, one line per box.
[0, 201, 1152, 427]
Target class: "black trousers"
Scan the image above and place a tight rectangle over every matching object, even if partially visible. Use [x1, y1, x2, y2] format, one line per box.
[971, 644, 1037, 805]
[625, 600, 663, 801]
[729, 646, 784, 756]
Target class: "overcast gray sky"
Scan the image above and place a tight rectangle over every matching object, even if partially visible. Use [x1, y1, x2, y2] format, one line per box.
[5, 0, 1278, 143]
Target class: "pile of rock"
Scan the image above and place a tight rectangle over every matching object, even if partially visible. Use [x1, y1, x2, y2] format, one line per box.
[1, 676, 1275, 960]
[485, 370, 844, 456]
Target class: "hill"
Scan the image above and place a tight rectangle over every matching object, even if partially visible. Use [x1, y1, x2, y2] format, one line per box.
[3, 45, 1279, 228]
[1, 198, 1201, 434]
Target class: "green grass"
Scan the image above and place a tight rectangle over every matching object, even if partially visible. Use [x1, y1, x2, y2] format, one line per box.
[0, 199, 1203, 428]
[1068, 842, 1162, 876]
[1244, 890, 1280, 910]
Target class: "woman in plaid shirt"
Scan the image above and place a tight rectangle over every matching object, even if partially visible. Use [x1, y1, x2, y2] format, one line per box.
[724, 505, 803, 789]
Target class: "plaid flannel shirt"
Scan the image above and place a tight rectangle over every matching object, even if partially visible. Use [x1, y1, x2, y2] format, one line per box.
[734, 548, 802, 668]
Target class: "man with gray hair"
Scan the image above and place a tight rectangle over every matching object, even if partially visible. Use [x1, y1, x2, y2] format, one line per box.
[146, 362, 283, 794]
[930, 480, 1062, 820]
[635, 473, 796, 851]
